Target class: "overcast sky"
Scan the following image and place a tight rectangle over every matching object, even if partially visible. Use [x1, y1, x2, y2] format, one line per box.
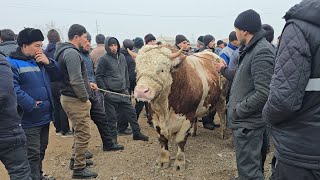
[1, 0, 301, 44]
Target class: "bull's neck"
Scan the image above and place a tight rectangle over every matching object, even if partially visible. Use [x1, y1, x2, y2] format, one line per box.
[151, 87, 171, 120]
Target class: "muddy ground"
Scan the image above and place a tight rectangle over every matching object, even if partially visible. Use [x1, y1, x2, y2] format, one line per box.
[0, 115, 273, 180]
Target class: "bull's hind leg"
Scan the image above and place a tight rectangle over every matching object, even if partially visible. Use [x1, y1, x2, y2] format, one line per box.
[216, 98, 227, 139]
[174, 120, 191, 170]
[191, 118, 197, 137]
[156, 126, 170, 168]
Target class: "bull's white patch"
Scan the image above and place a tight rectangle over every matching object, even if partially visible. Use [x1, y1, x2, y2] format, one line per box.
[187, 55, 210, 117]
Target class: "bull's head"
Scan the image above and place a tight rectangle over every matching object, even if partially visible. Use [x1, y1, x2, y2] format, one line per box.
[133, 45, 182, 102]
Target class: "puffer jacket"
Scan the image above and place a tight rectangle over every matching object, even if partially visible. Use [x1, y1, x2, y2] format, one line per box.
[262, 0, 320, 170]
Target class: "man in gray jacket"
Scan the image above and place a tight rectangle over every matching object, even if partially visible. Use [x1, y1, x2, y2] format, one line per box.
[54, 24, 97, 179]
[228, 9, 275, 180]
[96, 37, 149, 151]
[0, 29, 18, 56]
[263, 0, 320, 179]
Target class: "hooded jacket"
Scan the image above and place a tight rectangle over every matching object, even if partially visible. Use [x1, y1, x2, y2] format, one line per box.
[120, 48, 136, 92]
[262, 0, 320, 169]
[54, 42, 90, 102]
[7, 48, 58, 128]
[95, 37, 129, 93]
[44, 42, 57, 59]
[227, 29, 275, 130]
[0, 41, 18, 57]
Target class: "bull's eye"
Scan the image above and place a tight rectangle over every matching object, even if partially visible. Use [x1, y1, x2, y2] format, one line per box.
[161, 70, 164, 72]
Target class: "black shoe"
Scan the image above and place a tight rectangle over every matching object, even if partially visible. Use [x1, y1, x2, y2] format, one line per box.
[85, 151, 93, 159]
[203, 123, 215, 130]
[118, 128, 132, 136]
[133, 132, 149, 141]
[72, 167, 98, 179]
[213, 123, 221, 128]
[69, 158, 94, 170]
[103, 144, 124, 151]
[147, 120, 154, 128]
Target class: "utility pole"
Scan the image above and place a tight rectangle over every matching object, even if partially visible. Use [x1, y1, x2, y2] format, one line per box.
[95, 20, 100, 35]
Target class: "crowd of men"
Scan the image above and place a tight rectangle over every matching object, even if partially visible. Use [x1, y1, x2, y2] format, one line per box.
[0, 0, 319, 179]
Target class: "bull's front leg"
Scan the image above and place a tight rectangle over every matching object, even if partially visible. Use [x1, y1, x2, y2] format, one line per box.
[174, 120, 191, 170]
[156, 126, 170, 168]
[216, 98, 227, 139]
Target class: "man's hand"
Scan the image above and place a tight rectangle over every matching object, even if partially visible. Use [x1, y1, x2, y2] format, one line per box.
[35, 52, 50, 65]
[90, 83, 98, 91]
[214, 61, 225, 73]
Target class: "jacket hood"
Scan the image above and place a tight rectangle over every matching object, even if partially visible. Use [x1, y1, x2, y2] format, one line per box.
[104, 36, 120, 56]
[0, 41, 17, 47]
[9, 47, 33, 60]
[120, 47, 129, 56]
[284, 0, 320, 27]
[53, 42, 79, 60]
[45, 42, 56, 52]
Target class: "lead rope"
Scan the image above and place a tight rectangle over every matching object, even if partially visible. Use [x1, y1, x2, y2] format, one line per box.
[97, 88, 133, 98]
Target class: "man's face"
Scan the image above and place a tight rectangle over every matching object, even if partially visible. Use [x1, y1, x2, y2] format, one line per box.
[77, 33, 88, 49]
[219, 43, 225, 48]
[23, 41, 43, 57]
[82, 39, 91, 53]
[186, 42, 191, 50]
[178, 40, 188, 50]
[197, 43, 203, 49]
[147, 40, 157, 45]
[208, 40, 216, 48]
[235, 28, 246, 45]
[109, 44, 118, 54]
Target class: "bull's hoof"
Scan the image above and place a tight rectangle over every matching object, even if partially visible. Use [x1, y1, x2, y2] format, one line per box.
[174, 160, 186, 171]
[160, 161, 171, 169]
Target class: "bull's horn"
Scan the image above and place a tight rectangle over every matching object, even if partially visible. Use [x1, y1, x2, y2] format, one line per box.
[127, 48, 137, 58]
[168, 48, 183, 60]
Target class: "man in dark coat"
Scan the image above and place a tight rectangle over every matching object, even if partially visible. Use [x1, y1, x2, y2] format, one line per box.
[96, 37, 149, 149]
[0, 50, 31, 180]
[0, 29, 18, 56]
[263, 0, 320, 179]
[227, 9, 275, 179]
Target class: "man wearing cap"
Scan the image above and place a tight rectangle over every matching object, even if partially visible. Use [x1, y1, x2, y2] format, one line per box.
[7, 28, 59, 180]
[133, 37, 144, 53]
[175, 34, 189, 54]
[96, 36, 149, 150]
[220, 31, 239, 65]
[54, 24, 98, 179]
[144, 33, 157, 45]
[227, 9, 275, 180]
[201, 34, 215, 52]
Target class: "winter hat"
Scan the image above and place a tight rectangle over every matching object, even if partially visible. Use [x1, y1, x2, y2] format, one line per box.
[197, 36, 204, 45]
[133, 37, 144, 49]
[229, 31, 237, 42]
[123, 39, 134, 50]
[262, 24, 274, 43]
[107, 37, 118, 46]
[234, 9, 262, 33]
[86, 32, 92, 42]
[175, 34, 188, 44]
[144, 33, 156, 44]
[217, 40, 224, 46]
[17, 28, 44, 47]
[203, 34, 215, 46]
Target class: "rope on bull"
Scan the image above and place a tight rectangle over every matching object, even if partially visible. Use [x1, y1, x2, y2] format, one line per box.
[97, 88, 133, 98]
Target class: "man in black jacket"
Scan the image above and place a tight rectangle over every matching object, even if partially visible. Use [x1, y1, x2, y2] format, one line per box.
[96, 37, 149, 149]
[263, 0, 320, 179]
[227, 9, 275, 180]
[0, 51, 31, 180]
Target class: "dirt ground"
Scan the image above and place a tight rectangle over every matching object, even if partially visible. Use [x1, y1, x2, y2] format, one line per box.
[0, 115, 274, 180]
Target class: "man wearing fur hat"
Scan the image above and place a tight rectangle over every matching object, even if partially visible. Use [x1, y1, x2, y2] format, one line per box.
[228, 9, 275, 180]
[144, 33, 157, 45]
[7, 28, 59, 180]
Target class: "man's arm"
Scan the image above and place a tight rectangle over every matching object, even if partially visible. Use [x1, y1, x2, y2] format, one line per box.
[235, 47, 275, 119]
[64, 50, 89, 102]
[95, 56, 107, 90]
[262, 23, 311, 125]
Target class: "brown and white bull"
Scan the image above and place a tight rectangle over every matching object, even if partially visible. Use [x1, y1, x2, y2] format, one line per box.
[131, 45, 227, 170]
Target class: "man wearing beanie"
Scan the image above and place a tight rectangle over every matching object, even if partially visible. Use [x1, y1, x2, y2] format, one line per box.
[263, 0, 320, 179]
[175, 34, 189, 54]
[96, 36, 149, 148]
[90, 34, 106, 72]
[201, 34, 215, 52]
[227, 9, 275, 180]
[220, 31, 239, 65]
[194, 35, 204, 53]
[144, 33, 157, 45]
[54, 24, 98, 179]
[7, 28, 59, 180]
[133, 37, 144, 52]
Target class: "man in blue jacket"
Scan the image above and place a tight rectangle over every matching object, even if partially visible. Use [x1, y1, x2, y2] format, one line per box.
[8, 28, 58, 180]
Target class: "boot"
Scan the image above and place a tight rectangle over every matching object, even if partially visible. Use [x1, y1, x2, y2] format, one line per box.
[133, 132, 149, 141]
[118, 128, 132, 136]
[203, 123, 215, 130]
[103, 143, 124, 151]
[69, 158, 94, 170]
[85, 151, 93, 159]
[72, 167, 98, 179]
